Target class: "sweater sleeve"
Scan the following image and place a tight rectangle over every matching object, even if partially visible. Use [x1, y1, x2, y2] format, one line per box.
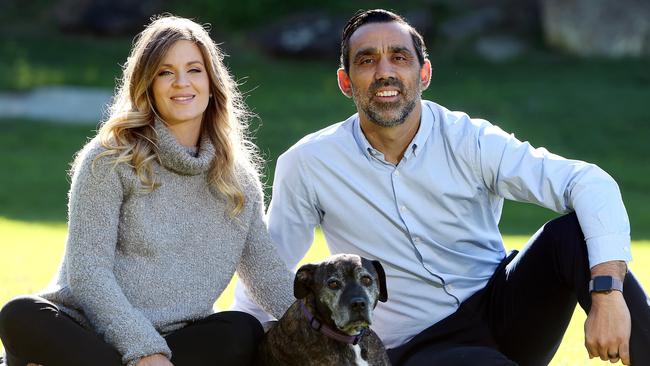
[66, 140, 171, 365]
[235, 173, 295, 319]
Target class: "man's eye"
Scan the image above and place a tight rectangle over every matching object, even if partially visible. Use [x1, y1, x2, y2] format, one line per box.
[360, 58, 374, 64]
[361, 276, 373, 286]
[327, 280, 341, 290]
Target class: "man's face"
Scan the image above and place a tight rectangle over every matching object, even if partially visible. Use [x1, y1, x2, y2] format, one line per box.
[344, 22, 427, 127]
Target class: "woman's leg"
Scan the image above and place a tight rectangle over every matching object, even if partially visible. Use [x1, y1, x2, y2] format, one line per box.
[0, 296, 122, 366]
[165, 311, 264, 366]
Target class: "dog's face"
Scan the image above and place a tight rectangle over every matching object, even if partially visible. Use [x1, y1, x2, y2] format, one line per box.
[294, 254, 388, 335]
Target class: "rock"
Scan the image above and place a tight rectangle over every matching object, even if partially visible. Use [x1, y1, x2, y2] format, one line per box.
[250, 12, 345, 59]
[439, 7, 506, 43]
[541, 0, 650, 57]
[54, 0, 162, 35]
[249, 10, 434, 60]
[475, 34, 527, 62]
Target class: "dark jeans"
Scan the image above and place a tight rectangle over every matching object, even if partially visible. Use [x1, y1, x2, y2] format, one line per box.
[0, 296, 263, 366]
[387, 213, 650, 366]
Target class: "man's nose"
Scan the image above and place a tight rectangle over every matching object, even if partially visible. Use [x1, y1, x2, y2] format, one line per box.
[374, 57, 396, 80]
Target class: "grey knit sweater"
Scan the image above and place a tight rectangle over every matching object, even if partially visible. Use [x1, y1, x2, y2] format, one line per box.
[40, 120, 294, 365]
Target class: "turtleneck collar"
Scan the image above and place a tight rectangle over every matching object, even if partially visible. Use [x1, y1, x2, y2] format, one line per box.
[154, 119, 215, 176]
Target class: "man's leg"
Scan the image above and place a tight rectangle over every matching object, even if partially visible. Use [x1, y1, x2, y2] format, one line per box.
[387, 272, 517, 366]
[0, 296, 122, 366]
[165, 311, 264, 366]
[486, 213, 650, 365]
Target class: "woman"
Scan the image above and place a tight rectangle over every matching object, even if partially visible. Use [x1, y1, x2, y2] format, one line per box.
[0, 15, 294, 366]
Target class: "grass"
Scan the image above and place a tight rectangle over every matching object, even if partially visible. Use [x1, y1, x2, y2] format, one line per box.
[0, 33, 649, 364]
[1, 219, 649, 365]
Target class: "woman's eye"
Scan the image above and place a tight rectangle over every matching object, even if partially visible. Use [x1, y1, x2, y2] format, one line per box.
[189, 68, 202, 73]
[158, 70, 173, 76]
[361, 276, 373, 286]
[327, 280, 341, 290]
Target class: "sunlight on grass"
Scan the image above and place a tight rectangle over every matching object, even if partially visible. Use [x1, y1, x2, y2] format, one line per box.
[1, 218, 648, 365]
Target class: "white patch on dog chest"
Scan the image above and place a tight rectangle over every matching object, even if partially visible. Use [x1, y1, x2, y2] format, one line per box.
[351, 344, 369, 366]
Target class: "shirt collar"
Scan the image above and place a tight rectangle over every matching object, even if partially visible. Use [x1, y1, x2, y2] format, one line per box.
[352, 101, 434, 162]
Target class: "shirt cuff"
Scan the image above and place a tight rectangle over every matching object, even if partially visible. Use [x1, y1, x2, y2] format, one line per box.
[585, 233, 632, 268]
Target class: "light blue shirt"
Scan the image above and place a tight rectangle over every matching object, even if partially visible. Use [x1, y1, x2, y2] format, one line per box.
[233, 100, 631, 348]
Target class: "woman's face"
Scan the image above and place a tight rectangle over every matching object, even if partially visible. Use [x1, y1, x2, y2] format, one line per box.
[152, 40, 211, 128]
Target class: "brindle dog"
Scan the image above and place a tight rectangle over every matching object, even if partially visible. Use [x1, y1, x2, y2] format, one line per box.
[257, 254, 391, 365]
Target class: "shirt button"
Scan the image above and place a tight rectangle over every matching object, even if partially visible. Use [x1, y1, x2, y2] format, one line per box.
[394, 170, 400, 176]
[413, 237, 421, 243]
[446, 284, 454, 291]
[624, 246, 630, 252]
[400, 205, 407, 212]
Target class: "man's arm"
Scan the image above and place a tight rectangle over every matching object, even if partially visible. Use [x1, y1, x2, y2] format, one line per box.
[585, 261, 631, 365]
[475, 122, 632, 363]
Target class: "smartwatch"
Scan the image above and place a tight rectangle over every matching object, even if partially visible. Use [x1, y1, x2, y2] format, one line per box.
[589, 276, 624, 294]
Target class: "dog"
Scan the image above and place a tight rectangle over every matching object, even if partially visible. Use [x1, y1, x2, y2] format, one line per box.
[257, 254, 391, 365]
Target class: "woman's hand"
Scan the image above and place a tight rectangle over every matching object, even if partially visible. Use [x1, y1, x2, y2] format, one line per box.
[135, 354, 174, 366]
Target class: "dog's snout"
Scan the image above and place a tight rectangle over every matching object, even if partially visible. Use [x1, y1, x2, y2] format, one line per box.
[350, 297, 367, 311]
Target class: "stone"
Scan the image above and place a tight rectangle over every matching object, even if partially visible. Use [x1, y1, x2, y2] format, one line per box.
[541, 0, 650, 57]
[54, 0, 162, 35]
[474, 34, 527, 62]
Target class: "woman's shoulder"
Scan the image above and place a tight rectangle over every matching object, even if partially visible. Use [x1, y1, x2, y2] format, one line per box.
[70, 136, 130, 184]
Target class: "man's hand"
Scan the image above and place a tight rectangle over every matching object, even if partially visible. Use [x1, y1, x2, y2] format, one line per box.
[135, 354, 174, 366]
[585, 261, 631, 365]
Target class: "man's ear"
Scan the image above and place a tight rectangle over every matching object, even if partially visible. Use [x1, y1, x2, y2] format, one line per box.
[294, 263, 318, 299]
[420, 59, 432, 90]
[337, 68, 353, 98]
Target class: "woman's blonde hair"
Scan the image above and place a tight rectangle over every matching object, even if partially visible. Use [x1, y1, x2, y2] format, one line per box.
[87, 15, 259, 215]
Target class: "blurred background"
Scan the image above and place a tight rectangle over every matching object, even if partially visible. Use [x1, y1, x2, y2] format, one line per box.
[0, 0, 648, 363]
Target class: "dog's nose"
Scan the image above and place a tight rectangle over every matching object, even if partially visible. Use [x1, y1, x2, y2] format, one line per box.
[350, 297, 367, 311]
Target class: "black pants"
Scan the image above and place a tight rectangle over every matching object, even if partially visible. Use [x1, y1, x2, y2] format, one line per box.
[387, 213, 650, 366]
[0, 296, 263, 366]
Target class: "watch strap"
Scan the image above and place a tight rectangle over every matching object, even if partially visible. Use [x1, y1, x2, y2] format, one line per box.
[589, 276, 624, 293]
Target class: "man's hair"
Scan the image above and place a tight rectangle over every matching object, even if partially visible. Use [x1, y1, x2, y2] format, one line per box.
[340, 9, 428, 72]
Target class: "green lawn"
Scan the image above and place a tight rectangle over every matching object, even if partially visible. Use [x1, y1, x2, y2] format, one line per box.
[1, 33, 649, 364]
[1, 218, 649, 365]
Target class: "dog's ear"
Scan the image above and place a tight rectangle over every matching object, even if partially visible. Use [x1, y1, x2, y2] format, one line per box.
[294, 263, 317, 299]
[371, 260, 388, 302]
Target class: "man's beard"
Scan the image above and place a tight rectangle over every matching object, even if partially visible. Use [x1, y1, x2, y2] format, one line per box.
[351, 77, 420, 128]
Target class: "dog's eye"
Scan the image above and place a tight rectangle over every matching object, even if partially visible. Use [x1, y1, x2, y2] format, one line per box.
[361, 276, 373, 286]
[327, 280, 341, 290]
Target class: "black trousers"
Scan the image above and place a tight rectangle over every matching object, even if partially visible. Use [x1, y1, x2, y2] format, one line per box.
[0, 296, 263, 366]
[387, 213, 650, 366]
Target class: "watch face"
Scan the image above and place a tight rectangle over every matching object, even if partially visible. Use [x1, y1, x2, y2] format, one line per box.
[593, 276, 614, 292]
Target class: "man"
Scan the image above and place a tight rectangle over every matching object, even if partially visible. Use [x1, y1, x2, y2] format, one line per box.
[234, 9, 650, 365]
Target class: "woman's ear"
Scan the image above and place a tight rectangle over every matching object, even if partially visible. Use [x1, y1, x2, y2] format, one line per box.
[337, 68, 353, 98]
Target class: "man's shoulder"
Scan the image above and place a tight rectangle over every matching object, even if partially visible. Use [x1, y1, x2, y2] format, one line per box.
[423, 100, 492, 130]
[422, 100, 500, 147]
[281, 115, 358, 160]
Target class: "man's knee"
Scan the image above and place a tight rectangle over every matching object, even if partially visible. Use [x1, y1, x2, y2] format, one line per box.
[543, 212, 583, 240]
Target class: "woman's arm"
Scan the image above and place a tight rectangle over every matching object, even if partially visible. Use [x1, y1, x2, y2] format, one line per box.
[66, 140, 171, 365]
[235, 173, 295, 319]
